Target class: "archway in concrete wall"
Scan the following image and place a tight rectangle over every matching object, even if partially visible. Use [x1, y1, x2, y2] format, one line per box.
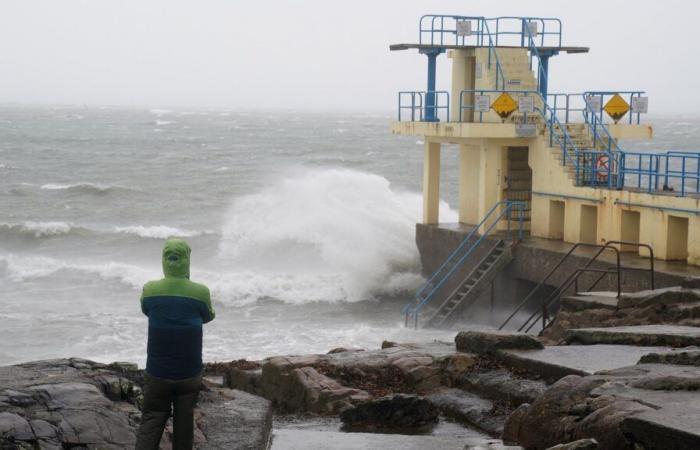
[579, 204, 598, 244]
[620, 210, 641, 252]
[505, 147, 532, 231]
[549, 200, 565, 240]
[666, 215, 689, 261]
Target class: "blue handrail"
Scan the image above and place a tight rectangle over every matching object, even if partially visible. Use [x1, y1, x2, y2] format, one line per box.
[403, 200, 526, 327]
[398, 91, 450, 122]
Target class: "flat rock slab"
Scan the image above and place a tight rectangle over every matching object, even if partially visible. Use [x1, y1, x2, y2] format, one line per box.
[271, 429, 484, 450]
[560, 294, 619, 312]
[565, 325, 700, 347]
[455, 330, 543, 355]
[426, 388, 503, 437]
[639, 348, 700, 365]
[197, 388, 272, 450]
[498, 345, 677, 382]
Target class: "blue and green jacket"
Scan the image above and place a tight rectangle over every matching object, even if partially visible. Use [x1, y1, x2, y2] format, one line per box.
[140, 239, 215, 380]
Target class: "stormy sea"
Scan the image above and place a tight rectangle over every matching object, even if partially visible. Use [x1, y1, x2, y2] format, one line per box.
[0, 106, 697, 367]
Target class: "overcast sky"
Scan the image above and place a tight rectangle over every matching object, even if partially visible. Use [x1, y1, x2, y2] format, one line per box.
[0, 0, 697, 113]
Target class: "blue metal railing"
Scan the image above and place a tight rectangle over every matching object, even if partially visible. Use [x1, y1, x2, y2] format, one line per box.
[418, 15, 562, 48]
[398, 91, 450, 122]
[618, 151, 700, 196]
[583, 91, 646, 125]
[402, 200, 526, 328]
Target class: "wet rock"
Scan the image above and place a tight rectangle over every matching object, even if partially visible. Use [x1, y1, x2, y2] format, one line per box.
[225, 367, 263, 395]
[438, 353, 477, 384]
[639, 349, 700, 366]
[427, 388, 504, 436]
[457, 369, 547, 406]
[681, 277, 700, 290]
[340, 394, 438, 432]
[327, 347, 364, 354]
[291, 367, 370, 414]
[455, 331, 543, 355]
[381, 341, 398, 349]
[546, 438, 598, 450]
[565, 325, 700, 347]
[0, 412, 34, 441]
[503, 374, 651, 450]
[618, 287, 700, 309]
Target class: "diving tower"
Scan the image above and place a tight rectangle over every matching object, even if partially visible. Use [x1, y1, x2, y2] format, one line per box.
[391, 15, 699, 268]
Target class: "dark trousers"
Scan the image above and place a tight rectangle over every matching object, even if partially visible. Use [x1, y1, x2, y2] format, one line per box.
[135, 372, 202, 450]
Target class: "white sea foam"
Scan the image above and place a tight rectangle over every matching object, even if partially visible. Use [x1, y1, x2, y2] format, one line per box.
[40, 182, 114, 194]
[113, 225, 204, 239]
[0, 221, 73, 237]
[154, 120, 175, 126]
[149, 108, 171, 116]
[217, 168, 456, 304]
[0, 254, 156, 289]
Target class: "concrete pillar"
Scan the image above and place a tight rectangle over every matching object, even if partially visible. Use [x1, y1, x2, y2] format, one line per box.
[477, 141, 504, 232]
[459, 144, 480, 224]
[449, 49, 475, 122]
[423, 141, 441, 224]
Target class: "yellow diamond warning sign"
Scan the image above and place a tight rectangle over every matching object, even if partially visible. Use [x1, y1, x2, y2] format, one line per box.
[604, 94, 630, 123]
[491, 93, 518, 120]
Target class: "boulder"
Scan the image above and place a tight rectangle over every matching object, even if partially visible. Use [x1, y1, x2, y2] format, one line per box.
[290, 367, 370, 414]
[340, 394, 438, 432]
[427, 388, 504, 436]
[639, 349, 700, 366]
[546, 438, 598, 450]
[455, 331, 543, 355]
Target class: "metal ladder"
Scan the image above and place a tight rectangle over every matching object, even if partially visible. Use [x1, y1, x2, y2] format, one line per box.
[403, 200, 527, 328]
[425, 239, 512, 328]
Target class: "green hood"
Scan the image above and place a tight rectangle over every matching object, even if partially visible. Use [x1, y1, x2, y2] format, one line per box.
[162, 238, 191, 279]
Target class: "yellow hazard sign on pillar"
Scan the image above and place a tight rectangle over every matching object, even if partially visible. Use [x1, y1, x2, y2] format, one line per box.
[603, 94, 630, 123]
[491, 93, 518, 120]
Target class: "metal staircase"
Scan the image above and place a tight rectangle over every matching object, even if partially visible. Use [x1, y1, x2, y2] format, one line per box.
[403, 200, 527, 328]
[425, 239, 512, 327]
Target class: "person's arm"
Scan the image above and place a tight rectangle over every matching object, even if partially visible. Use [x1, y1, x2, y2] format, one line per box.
[201, 288, 215, 323]
[140, 286, 149, 316]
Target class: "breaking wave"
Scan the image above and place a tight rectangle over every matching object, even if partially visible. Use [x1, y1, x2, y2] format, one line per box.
[216, 168, 457, 304]
[40, 182, 120, 195]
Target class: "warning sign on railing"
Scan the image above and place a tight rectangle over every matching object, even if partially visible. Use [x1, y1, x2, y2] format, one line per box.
[474, 95, 491, 113]
[604, 94, 630, 123]
[631, 97, 648, 114]
[491, 93, 518, 120]
[518, 96, 535, 113]
[456, 21, 472, 36]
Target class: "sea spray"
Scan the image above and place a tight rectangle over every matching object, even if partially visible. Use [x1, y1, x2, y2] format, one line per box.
[216, 168, 457, 304]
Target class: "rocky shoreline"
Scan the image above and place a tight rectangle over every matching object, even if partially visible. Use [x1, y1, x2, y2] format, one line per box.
[3, 284, 700, 449]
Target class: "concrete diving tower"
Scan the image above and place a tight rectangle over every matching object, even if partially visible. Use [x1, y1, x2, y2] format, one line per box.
[391, 15, 700, 265]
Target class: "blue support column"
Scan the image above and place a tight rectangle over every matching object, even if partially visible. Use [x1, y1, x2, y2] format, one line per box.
[420, 48, 444, 122]
[538, 50, 557, 100]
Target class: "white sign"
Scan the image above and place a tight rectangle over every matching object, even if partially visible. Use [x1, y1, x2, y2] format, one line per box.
[475, 62, 483, 79]
[516, 124, 537, 137]
[527, 21, 538, 37]
[586, 95, 602, 113]
[474, 95, 491, 113]
[518, 96, 535, 113]
[456, 20, 472, 37]
[631, 96, 649, 114]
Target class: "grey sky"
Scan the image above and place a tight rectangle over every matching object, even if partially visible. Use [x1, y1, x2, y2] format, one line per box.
[0, 0, 697, 113]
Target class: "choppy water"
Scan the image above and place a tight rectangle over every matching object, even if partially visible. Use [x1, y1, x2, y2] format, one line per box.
[0, 107, 698, 366]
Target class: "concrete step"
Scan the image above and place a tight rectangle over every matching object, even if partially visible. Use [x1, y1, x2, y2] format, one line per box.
[565, 325, 700, 347]
[495, 344, 678, 383]
[508, 180, 532, 190]
[560, 293, 620, 312]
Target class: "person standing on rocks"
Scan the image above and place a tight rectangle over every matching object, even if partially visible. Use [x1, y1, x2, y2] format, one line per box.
[135, 238, 216, 450]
